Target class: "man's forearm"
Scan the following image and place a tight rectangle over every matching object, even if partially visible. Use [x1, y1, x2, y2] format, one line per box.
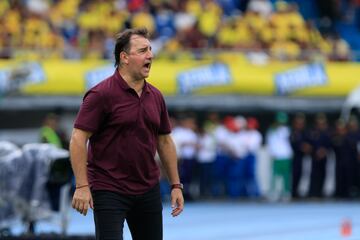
[70, 130, 90, 186]
[157, 135, 180, 184]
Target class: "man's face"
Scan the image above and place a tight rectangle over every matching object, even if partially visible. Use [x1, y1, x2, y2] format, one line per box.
[126, 35, 153, 80]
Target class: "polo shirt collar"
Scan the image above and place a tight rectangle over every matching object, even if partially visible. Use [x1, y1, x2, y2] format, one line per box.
[143, 80, 151, 94]
[114, 69, 150, 93]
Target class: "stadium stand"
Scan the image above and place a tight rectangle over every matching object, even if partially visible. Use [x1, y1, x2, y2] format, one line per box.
[0, 0, 358, 61]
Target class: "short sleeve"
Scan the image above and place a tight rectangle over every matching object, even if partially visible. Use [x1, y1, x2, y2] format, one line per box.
[74, 90, 105, 133]
[158, 94, 171, 135]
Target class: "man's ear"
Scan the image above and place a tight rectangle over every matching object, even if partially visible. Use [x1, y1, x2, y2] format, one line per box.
[120, 52, 128, 64]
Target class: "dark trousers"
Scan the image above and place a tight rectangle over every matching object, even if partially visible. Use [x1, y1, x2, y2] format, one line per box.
[92, 184, 163, 240]
[179, 158, 196, 200]
[243, 154, 259, 197]
[309, 157, 327, 198]
[198, 162, 214, 197]
[292, 154, 303, 198]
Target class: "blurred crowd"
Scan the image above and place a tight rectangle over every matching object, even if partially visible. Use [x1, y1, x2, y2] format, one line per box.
[0, 0, 359, 61]
[161, 111, 360, 202]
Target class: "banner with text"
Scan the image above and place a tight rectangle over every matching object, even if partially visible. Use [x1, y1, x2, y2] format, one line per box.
[0, 55, 359, 97]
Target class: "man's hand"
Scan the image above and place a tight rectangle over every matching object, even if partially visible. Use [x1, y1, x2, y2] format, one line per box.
[171, 188, 184, 217]
[72, 186, 93, 216]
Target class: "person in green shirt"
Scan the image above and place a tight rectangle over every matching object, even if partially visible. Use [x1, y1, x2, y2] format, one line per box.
[40, 113, 68, 149]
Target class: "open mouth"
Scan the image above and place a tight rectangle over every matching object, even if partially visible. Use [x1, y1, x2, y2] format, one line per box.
[144, 63, 151, 69]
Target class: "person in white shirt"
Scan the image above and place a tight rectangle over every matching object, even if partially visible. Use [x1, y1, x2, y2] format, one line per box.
[196, 126, 217, 198]
[266, 112, 293, 201]
[224, 116, 249, 198]
[171, 115, 198, 200]
[243, 117, 263, 197]
[209, 115, 232, 197]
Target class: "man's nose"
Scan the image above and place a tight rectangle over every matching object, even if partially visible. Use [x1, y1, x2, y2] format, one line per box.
[146, 48, 154, 59]
[147, 49, 153, 59]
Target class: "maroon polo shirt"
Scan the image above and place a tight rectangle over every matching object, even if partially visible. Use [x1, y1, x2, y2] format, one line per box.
[74, 69, 171, 195]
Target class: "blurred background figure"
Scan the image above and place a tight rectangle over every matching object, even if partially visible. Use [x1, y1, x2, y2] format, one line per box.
[290, 112, 311, 199]
[266, 112, 293, 201]
[211, 115, 232, 198]
[225, 115, 248, 198]
[196, 124, 216, 199]
[243, 117, 262, 198]
[40, 112, 68, 150]
[308, 113, 332, 198]
[344, 115, 360, 197]
[331, 118, 352, 198]
[40, 112, 72, 216]
[171, 114, 198, 200]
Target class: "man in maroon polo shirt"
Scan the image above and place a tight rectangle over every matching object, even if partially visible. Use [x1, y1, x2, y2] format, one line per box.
[70, 28, 184, 240]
